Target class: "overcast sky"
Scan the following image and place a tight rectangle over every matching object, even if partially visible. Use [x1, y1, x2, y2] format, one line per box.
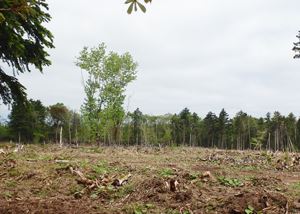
[1, 0, 300, 120]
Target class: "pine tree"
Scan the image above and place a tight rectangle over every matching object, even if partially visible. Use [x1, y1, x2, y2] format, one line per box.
[293, 31, 300, 58]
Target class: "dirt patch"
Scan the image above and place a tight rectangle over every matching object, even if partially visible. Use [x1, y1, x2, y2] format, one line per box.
[220, 190, 288, 214]
[0, 198, 101, 214]
[1, 144, 300, 213]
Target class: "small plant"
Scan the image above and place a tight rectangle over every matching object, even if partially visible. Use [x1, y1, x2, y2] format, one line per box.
[159, 168, 174, 177]
[187, 173, 198, 180]
[290, 182, 300, 190]
[245, 205, 254, 214]
[5, 180, 17, 188]
[3, 191, 12, 200]
[288, 182, 300, 197]
[92, 161, 109, 175]
[8, 168, 21, 177]
[218, 176, 243, 187]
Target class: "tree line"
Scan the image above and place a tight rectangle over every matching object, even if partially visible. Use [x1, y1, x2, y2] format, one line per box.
[1, 102, 300, 152]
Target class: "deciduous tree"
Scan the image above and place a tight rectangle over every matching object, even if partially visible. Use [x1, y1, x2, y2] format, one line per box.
[76, 43, 137, 144]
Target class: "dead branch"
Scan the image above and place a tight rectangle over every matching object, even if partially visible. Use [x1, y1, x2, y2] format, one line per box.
[54, 160, 70, 164]
[0, 149, 5, 154]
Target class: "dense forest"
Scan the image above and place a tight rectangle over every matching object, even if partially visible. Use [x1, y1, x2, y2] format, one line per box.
[1, 100, 299, 152]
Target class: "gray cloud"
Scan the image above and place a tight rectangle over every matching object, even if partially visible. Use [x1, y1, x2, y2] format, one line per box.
[1, 0, 300, 120]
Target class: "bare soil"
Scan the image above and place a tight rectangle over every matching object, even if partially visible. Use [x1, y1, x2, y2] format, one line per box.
[1, 144, 300, 213]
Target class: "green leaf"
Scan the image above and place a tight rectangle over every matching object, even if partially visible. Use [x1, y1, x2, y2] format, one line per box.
[134, 2, 138, 11]
[0, 13, 5, 23]
[127, 3, 134, 14]
[137, 2, 146, 13]
[125, 0, 134, 4]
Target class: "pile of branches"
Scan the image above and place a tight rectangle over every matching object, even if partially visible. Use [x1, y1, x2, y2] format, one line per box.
[69, 166, 132, 191]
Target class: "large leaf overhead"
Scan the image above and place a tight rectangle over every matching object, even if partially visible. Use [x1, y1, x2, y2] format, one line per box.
[125, 0, 152, 14]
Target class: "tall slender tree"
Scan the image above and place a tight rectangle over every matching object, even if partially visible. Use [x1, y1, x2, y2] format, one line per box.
[76, 43, 137, 144]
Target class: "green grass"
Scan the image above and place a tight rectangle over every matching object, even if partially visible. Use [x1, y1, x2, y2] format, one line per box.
[159, 168, 174, 177]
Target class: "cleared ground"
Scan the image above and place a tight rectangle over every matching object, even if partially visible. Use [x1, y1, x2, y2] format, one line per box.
[1, 143, 300, 213]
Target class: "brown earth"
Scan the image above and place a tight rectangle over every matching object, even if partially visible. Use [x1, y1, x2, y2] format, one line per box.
[1, 144, 300, 213]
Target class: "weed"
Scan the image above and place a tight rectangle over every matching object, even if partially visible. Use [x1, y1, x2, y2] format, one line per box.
[88, 161, 113, 179]
[217, 176, 243, 187]
[292, 182, 300, 189]
[3, 191, 12, 199]
[289, 182, 300, 196]
[186, 173, 198, 180]
[159, 168, 174, 177]
[245, 205, 254, 214]
[8, 168, 21, 177]
[5, 180, 17, 188]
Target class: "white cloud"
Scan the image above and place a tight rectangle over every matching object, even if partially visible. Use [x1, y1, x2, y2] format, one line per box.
[1, 0, 300, 119]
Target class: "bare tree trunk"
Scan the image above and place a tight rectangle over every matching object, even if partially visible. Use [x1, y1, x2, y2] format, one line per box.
[75, 127, 78, 147]
[68, 123, 71, 144]
[268, 132, 271, 151]
[59, 126, 63, 147]
[18, 132, 21, 145]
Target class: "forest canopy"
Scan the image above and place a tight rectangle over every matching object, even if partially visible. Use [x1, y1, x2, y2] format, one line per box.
[2, 100, 300, 152]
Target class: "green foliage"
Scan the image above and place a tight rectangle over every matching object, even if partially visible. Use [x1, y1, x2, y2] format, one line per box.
[0, 0, 54, 104]
[48, 103, 70, 142]
[290, 182, 300, 190]
[0, 122, 10, 141]
[159, 168, 174, 177]
[92, 161, 109, 175]
[8, 99, 47, 142]
[245, 205, 255, 214]
[217, 176, 243, 187]
[130, 108, 143, 145]
[171, 108, 202, 146]
[2, 191, 12, 200]
[76, 43, 137, 144]
[125, 0, 152, 14]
